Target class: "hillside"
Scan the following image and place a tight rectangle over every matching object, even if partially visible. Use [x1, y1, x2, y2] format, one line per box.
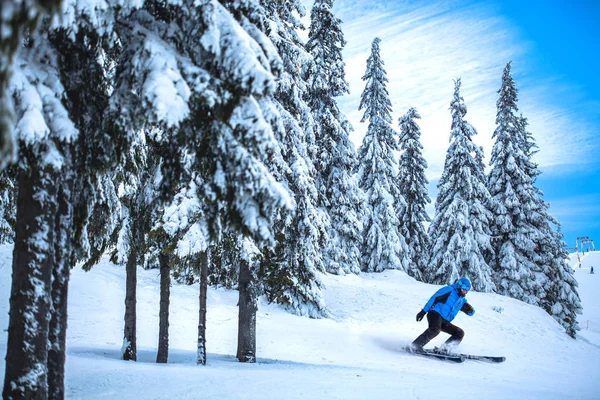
[1, 245, 599, 399]
[570, 250, 600, 345]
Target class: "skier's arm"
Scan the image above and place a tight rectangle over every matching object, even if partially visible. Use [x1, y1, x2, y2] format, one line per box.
[422, 286, 453, 312]
[461, 302, 475, 316]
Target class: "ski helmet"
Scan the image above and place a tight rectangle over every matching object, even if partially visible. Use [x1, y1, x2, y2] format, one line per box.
[456, 277, 472, 292]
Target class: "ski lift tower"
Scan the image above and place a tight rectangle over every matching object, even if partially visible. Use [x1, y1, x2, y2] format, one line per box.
[576, 236, 596, 254]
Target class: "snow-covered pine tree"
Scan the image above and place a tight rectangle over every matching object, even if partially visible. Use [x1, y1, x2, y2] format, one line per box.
[536, 217, 582, 337]
[149, 164, 211, 363]
[488, 64, 542, 301]
[48, 15, 148, 371]
[110, 133, 157, 361]
[487, 62, 546, 303]
[217, 0, 326, 318]
[306, 0, 363, 275]
[6, 5, 143, 394]
[218, 0, 299, 360]
[144, 136, 219, 365]
[45, 25, 113, 396]
[510, 83, 581, 336]
[2, 23, 79, 399]
[397, 108, 431, 280]
[357, 37, 409, 273]
[427, 79, 495, 292]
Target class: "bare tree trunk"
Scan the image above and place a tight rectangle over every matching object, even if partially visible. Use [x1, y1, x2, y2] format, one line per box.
[236, 258, 257, 363]
[47, 178, 73, 400]
[3, 161, 58, 399]
[197, 251, 208, 365]
[122, 230, 137, 361]
[156, 252, 171, 363]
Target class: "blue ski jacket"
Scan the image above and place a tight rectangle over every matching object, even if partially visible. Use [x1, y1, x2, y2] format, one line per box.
[422, 283, 475, 322]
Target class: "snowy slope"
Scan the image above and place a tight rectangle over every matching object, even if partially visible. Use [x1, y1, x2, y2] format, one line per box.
[1, 245, 599, 399]
[570, 251, 600, 345]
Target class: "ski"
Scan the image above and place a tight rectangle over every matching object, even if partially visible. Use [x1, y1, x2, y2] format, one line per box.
[431, 347, 505, 363]
[405, 348, 465, 363]
[459, 354, 506, 363]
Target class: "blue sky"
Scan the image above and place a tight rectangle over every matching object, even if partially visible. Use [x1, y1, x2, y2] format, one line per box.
[301, 0, 600, 250]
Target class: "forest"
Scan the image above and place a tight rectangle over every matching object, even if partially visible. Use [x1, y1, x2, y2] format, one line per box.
[0, 0, 581, 399]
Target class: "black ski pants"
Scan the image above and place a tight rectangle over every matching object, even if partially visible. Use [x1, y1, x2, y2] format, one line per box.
[412, 310, 464, 348]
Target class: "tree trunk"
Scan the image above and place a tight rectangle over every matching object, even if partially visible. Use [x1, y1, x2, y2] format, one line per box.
[47, 178, 73, 400]
[197, 251, 208, 365]
[236, 258, 257, 363]
[3, 161, 58, 399]
[156, 252, 171, 363]
[122, 229, 137, 361]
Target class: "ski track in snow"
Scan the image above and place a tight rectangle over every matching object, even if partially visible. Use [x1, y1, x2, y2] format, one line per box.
[0, 245, 599, 399]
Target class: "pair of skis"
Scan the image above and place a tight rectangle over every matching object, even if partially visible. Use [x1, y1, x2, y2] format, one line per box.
[407, 348, 505, 363]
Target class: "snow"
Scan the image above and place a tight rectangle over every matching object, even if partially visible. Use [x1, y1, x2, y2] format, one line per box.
[0, 245, 599, 399]
[176, 223, 208, 258]
[571, 251, 600, 345]
[11, 43, 79, 149]
[134, 33, 191, 128]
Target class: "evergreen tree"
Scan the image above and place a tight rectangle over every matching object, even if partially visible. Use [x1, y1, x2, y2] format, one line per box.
[487, 62, 547, 303]
[251, 0, 327, 316]
[537, 225, 582, 337]
[110, 133, 158, 361]
[306, 0, 363, 275]
[427, 79, 495, 292]
[357, 37, 409, 273]
[150, 168, 211, 362]
[488, 64, 582, 335]
[2, 21, 80, 398]
[397, 108, 431, 280]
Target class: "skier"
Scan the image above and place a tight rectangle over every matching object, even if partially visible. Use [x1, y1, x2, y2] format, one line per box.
[591, 266, 594, 274]
[410, 277, 475, 353]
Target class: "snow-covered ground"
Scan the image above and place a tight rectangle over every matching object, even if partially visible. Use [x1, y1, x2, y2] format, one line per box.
[1, 245, 599, 399]
[571, 251, 600, 346]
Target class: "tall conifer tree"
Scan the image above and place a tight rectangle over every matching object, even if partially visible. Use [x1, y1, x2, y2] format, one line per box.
[489, 62, 582, 335]
[306, 0, 363, 275]
[427, 79, 495, 291]
[397, 108, 430, 279]
[357, 38, 409, 273]
[522, 119, 581, 337]
[225, 0, 328, 317]
[487, 62, 545, 303]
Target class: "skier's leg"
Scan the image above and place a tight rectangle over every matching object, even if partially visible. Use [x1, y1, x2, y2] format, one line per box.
[411, 311, 442, 350]
[441, 320, 464, 346]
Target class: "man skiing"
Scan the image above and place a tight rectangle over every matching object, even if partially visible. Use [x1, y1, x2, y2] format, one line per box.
[410, 277, 475, 353]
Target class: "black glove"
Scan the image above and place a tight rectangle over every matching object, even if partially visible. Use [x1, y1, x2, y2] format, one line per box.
[416, 310, 426, 322]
